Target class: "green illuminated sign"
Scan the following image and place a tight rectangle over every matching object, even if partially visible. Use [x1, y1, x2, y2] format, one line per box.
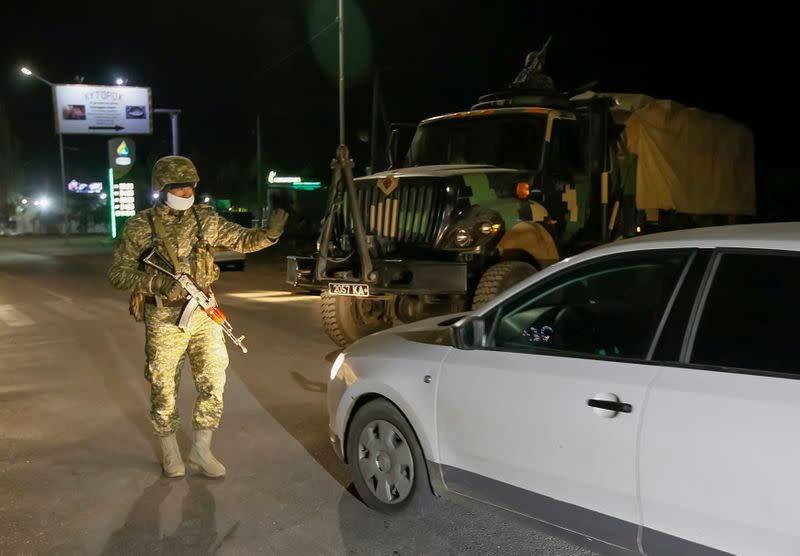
[292, 181, 322, 190]
[108, 168, 116, 238]
[109, 166, 136, 239]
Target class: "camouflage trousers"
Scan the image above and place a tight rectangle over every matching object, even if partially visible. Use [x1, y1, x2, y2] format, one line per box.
[143, 303, 229, 437]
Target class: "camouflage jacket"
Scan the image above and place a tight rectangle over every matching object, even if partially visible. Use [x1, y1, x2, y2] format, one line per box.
[107, 203, 277, 294]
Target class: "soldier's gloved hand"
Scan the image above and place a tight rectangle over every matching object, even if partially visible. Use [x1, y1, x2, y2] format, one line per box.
[264, 208, 288, 240]
[152, 274, 185, 302]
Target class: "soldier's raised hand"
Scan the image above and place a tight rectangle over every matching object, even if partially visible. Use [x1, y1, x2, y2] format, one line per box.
[264, 208, 289, 240]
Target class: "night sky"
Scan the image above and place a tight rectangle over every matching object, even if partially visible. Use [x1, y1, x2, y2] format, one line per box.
[1, 1, 796, 218]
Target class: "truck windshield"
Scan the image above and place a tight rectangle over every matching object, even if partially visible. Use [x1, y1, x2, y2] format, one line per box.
[406, 114, 547, 170]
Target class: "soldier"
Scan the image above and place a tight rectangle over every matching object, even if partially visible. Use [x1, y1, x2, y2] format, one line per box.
[511, 37, 556, 92]
[511, 50, 556, 91]
[107, 155, 288, 478]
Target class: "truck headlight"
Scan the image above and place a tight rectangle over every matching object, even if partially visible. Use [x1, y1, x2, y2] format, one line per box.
[330, 352, 346, 380]
[479, 222, 493, 235]
[455, 228, 473, 247]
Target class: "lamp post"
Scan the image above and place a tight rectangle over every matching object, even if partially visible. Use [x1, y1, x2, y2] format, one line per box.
[20, 67, 69, 239]
[153, 109, 181, 155]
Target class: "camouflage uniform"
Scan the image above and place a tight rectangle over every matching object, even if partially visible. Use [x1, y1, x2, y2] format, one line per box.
[511, 49, 556, 92]
[107, 175, 280, 437]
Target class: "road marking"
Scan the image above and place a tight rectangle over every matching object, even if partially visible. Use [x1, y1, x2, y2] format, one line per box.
[223, 291, 320, 303]
[43, 300, 97, 321]
[0, 304, 35, 327]
[0, 271, 71, 302]
[98, 297, 126, 309]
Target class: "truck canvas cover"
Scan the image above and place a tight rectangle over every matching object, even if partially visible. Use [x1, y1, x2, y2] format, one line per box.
[579, 92, 756, 216]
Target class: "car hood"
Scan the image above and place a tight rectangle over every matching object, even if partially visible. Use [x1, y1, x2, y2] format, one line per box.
[353, 312, 470, 350]
[340, 313, 467, 380]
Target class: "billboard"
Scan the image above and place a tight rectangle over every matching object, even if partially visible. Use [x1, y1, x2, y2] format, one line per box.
[67, 180, 104, 194]
[53, 84, 152, 135]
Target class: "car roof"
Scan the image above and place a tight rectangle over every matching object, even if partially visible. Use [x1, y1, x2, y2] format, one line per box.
[590, 222, 800, 256]
[474, 222, 800, 315]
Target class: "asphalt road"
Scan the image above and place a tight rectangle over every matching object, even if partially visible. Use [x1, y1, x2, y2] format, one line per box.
[0, 235, 597, 556]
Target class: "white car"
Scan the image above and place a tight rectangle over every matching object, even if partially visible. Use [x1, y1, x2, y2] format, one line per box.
[328, 222, 800, 555]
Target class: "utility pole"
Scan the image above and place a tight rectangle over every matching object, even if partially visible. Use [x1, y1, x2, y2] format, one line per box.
[338, 0, 345, 146]
[19, 68, 68, 239]
[256, 113, 263, 225]
[370, 71, 380, 173]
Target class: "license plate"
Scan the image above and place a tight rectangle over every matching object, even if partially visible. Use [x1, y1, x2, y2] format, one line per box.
[328, 282, 370, 297]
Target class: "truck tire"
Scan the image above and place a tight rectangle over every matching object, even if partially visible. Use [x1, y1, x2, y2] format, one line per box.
[321, 292, 392, 347]
[471, 261, 537, 310]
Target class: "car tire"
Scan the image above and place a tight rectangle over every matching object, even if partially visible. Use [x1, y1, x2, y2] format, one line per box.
[471, 261, 537, 310]
[346, 398, 434, 515]
[320, 292, 392, 347]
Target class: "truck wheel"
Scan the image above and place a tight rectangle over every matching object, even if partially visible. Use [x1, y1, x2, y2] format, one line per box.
[471, 261, 537, 310]
[321, 292, 392, 347]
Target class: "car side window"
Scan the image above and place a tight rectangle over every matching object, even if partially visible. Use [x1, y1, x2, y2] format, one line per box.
[690, 252, 800, 374]
[491, 250, 692, 360]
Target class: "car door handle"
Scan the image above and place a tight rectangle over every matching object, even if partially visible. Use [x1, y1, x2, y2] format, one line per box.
[587, 399, 632, 413]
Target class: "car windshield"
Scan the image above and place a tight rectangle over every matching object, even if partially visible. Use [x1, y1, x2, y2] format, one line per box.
[405, 114, 547, 170]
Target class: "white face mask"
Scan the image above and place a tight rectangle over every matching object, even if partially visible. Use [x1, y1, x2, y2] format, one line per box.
[165, 192, 195, 211]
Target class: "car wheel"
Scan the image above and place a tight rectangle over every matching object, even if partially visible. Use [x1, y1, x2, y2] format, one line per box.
[346, 398, 433, 514]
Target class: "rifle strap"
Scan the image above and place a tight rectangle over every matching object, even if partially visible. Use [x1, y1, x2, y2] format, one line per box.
[191, 206, 207, 246]
[148, 211, 180, 271]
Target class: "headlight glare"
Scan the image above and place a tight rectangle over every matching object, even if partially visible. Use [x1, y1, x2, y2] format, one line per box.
[330, 352, 346, 380]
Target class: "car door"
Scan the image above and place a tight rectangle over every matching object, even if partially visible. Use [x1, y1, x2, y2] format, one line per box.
[640, 250, 800, 555]
[436, 248, 696, 552]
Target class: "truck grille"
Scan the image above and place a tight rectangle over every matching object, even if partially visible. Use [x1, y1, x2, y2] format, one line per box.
[343, 181, 450, 245]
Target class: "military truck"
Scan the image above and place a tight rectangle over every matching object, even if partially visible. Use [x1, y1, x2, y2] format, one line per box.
[287, 85, 756, 347]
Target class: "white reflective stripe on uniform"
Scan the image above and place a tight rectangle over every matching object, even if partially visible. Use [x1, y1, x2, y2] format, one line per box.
[0, 304, 34, 327]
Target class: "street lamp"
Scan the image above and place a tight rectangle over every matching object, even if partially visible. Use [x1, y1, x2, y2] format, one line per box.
[115, 77, 128, 86]
[20, 67, 53, 86]
[19, 66, 68, 238]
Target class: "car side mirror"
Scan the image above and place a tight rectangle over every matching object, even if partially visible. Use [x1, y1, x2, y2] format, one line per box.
[450, 316, 486, 350]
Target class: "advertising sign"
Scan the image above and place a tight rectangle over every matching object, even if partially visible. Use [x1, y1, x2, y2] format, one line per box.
[107, 137, 136, 179]
[54, 84, 152, 135]
[108, 168, 137, 239]
[67, 180, 104, 194]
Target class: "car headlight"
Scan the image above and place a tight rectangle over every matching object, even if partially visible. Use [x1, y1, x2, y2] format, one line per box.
[454, 228, 473, 248]
[330, 352, 346, 380]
